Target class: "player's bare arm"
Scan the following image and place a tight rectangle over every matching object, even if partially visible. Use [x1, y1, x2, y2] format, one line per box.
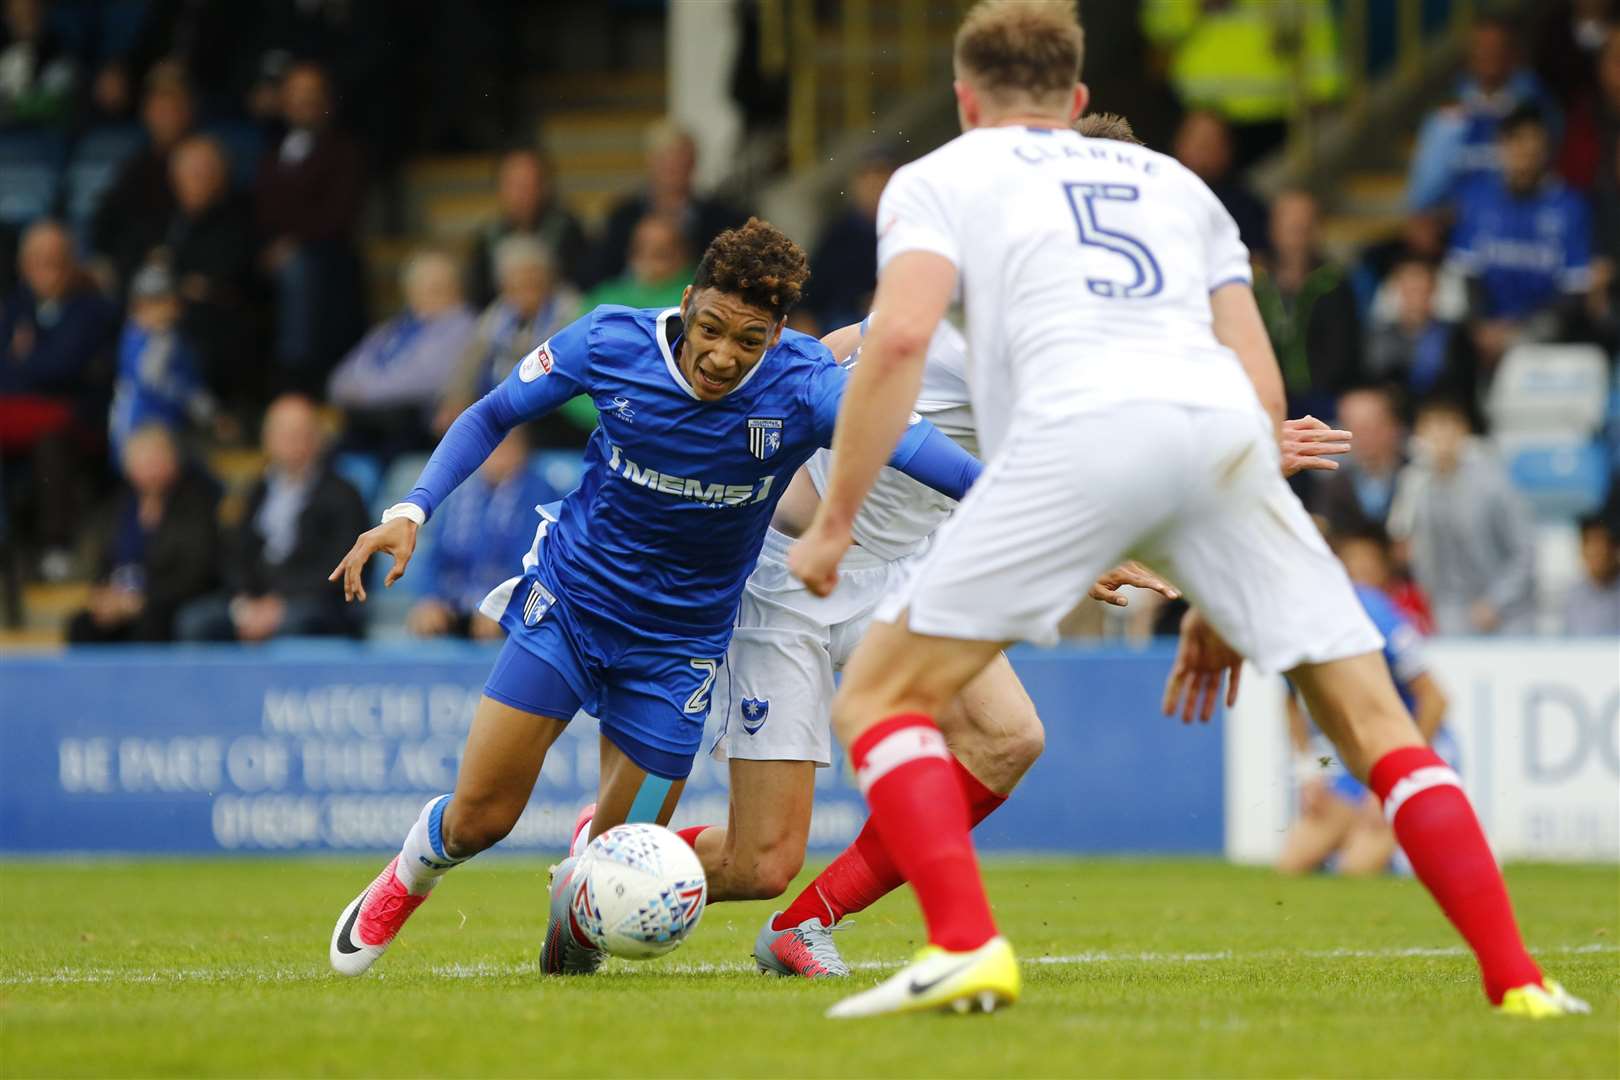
[790, 253, 957, 596]
[1210, 282, 1285, 428]
[1210, 282, 1353, 477]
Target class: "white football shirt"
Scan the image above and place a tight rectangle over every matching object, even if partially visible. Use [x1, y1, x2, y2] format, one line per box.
[876, 124, 1263, 458]
[807, 320, 974, 561]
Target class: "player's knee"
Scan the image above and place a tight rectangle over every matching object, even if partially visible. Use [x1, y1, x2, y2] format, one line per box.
[443, 797, 520, 857]
[734, 837, 805, 900]
[1004, 716, 1045, 773]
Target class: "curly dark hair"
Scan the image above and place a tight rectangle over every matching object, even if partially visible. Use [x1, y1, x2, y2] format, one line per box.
[691, 217, 810, 320]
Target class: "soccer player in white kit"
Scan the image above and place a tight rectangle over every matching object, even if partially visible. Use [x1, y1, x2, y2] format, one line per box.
[788, 0, 1587, 1020]
[688, 315, 1173, 978]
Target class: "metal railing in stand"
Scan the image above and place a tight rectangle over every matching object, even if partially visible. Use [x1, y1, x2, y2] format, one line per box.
[1284, 0, 1483, 180]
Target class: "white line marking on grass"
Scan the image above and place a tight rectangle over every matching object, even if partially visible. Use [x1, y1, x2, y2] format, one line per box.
[2, 944, 1611, 987]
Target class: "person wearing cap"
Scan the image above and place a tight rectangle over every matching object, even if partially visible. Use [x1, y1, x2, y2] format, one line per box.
[109, 262, 214, 467]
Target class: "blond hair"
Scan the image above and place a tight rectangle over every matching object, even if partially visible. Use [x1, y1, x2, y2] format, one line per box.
[1073, 112, 1142, 146]
[955, 1, 1084, 108]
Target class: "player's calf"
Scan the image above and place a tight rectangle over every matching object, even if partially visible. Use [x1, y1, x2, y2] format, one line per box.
[1293, 654, 1577, 1008]
[329, 794, 467, 976]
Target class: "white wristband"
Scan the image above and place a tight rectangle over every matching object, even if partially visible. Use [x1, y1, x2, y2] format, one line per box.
[381, 502, 426, 527]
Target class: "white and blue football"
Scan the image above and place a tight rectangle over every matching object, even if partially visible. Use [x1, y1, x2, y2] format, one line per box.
[570, 823, 708, 960]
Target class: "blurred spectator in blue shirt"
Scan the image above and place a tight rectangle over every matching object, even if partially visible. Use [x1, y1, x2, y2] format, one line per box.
[1448, 105, 1593, 372]
[67, 424, 220, 643]
[1, 221, 117, 398]
[1564, 515, 1620, 634]
[328, 250, 475, 460]
[405, 427, 557, 641]
[438, 236, 581, 438]
[465, 150, 588, 305]
[1173, 110, 1269, 258]
[0, 220, 117, 578]
[807, 147, 896, 333]
[109, 263, 213, 466]
[1407, 16, 1561, 211]
[0, 0, 78, 127]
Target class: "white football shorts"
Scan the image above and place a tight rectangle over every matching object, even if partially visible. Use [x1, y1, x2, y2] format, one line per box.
[711, 528, 916, 767]
[876, 401, 1383, 673]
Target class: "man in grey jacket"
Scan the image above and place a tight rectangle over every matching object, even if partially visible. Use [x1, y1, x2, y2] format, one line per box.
[1389, 399, 1536, 635]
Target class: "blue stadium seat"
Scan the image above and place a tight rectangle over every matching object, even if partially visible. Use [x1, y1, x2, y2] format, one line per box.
[332, 451, 383, 507]
[0, 130, 67, 226]
[64, 125, 144, 229]
[1507, 441, 1610, 520]
[372, 453, 431, 519]
[1487, 344, 1609, 440]
[532, 449, 585, 495]
[48, 1, 147, 63]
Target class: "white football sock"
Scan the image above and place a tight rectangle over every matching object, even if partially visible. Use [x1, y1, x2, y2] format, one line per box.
[395, 794, 467, 895]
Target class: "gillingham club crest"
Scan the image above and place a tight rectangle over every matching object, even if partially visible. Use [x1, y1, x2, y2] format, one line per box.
[747, 417, 783, 461]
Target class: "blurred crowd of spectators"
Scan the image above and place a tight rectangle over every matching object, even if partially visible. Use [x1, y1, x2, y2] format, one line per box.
[2, 0, 1616, 648]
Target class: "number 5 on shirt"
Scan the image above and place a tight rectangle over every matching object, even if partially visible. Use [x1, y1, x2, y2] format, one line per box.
[1063, 182, 1164, 300]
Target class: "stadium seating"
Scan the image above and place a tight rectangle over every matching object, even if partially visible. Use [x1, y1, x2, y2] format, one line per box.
[1507, 440, 1610, 520]
[63, 125, 144, 231]
[364, 453, 433, 635]
[1486, 344, 1609, 439]
[332, 451, 383, 508]
[0, 130, 67, 226]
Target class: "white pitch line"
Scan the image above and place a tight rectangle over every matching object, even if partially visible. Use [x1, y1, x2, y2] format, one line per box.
[1, 943, 1612, 987]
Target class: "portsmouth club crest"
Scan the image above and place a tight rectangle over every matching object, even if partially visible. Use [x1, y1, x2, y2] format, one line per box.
[747, 417, 783, 461]
[740, 697, 769, 735]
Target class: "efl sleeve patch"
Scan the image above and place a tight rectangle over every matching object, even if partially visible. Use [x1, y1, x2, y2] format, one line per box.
[518, 341, 555, 382]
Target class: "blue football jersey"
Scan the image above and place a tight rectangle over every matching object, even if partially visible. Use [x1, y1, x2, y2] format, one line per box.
[1449, 175, 1592, 319]
[498, 305, 870, 638]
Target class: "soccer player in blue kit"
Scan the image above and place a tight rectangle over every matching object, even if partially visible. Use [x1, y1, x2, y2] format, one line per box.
[323, 220, 981, 978]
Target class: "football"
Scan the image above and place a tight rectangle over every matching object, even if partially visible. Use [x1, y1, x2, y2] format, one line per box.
[568, 823, 708, 959]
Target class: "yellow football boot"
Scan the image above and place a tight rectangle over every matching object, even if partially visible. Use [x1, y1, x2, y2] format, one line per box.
[825, 936, 1020, 1019]
[1497, 979, 1591, 1018]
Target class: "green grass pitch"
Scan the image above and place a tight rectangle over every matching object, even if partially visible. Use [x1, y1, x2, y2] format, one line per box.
[2, 858, 1615, 1078]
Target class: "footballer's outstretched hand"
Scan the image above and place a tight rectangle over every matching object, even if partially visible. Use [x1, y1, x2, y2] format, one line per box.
[1280, 415, 1352, 477]
[1162, 608, 1245, 724]
[329, 517, 418, 603]
[1090, 560, 1181, 607]
[788, 516, 852, 598]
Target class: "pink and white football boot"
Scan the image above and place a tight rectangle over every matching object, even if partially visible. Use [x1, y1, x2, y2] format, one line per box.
[569, 802, 596, 858]
[328, 856, 431, 976]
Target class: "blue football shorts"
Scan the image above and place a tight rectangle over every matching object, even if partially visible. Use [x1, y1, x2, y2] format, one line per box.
[482, 566, 725, 782]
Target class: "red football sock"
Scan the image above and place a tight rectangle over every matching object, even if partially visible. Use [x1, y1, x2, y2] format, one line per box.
[845, 714, 996, 952]
[1369, 746, 1542, 1004]
[675, 825, 710, 850]
[774, 757, 1007, 932]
